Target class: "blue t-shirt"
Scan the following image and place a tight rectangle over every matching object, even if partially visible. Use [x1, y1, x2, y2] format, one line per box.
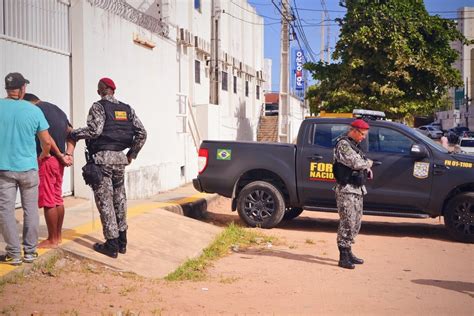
[0, 98, 49, 171]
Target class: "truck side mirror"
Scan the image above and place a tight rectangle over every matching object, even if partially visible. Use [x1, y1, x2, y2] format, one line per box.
[410, 144, 428, 159]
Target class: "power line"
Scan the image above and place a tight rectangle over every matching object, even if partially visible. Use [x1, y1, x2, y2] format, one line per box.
[221, 10, 280, 25]
[229, 0, 280, 20]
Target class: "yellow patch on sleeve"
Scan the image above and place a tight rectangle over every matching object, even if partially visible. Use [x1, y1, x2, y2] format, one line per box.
[114, 111, 128, 121]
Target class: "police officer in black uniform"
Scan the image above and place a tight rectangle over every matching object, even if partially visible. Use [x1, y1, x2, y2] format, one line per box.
[70, 78, 147, 258]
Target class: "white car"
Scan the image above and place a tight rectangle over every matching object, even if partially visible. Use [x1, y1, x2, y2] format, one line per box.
[457, 137, 474, 155]
[417, 125, 443, 139]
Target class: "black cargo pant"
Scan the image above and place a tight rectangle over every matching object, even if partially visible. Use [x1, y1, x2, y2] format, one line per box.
[92, 164, 127, 240]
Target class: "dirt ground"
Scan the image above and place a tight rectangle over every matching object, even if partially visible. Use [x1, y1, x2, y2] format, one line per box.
[1, 197, 473, 315]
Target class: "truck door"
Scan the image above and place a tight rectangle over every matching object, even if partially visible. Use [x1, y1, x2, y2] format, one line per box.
[364, 126, 433, 212]
[297, 122, 348, 208]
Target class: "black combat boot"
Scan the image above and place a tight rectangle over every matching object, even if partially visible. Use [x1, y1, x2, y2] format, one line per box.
[118, 230, 127, 254]
[348, 247, 364, 264]
[338, 247, 355, 269]
[93, 238, 119, 258]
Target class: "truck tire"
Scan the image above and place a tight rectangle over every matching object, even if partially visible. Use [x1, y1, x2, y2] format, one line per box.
[444, 192, 474, 243]
[237, 181, 285, 228]
[283, 207, 304, 220]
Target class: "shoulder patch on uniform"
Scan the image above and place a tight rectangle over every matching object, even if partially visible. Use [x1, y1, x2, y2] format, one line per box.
[339, 141, 351, 153]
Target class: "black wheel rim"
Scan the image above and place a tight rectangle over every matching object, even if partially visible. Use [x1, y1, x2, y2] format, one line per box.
[450, 201, 474, 236]
[243, 189, 275, 223]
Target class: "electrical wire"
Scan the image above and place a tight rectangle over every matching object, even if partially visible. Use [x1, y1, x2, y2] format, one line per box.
[222, 10, 280, 25]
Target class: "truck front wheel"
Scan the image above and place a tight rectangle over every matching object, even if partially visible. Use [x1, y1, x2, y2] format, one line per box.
[237, 181, 285, 228]
[444, 192, 474, 243]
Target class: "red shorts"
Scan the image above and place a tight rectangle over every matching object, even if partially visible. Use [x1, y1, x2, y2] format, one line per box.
[38, 156, 65, 208]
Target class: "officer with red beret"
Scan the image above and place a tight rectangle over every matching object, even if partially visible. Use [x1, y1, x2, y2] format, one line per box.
[333, 119, 373, 269]
[69, 77, 147, 258]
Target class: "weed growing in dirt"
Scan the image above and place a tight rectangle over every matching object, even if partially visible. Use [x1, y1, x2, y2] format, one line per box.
[33, 253, 61, 276]
[218, 276, 240, 284]
[0, 270, 27, 293]
[165, 222, 275, 281]
[305, 239, 315, 244]
[0, 304, 17, 315]
[119, 285, 138, 296]
[59, 309, 79, 316]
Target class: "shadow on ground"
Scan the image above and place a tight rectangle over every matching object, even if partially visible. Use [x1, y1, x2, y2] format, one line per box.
[204, 208, 451, 242]
[239, 248, 339, 267]
[412, 279, 474, 298]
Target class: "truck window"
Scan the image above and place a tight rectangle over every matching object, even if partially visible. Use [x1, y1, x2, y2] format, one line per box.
[368, 127, 413, 154]
[313, 124, 348, 147]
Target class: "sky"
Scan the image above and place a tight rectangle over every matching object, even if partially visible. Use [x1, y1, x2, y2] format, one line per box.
[247, 0, 474, 92]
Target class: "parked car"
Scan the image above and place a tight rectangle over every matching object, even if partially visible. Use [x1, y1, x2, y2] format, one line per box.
[417, 125, 443, 139]
[447, 127, 470, 143]
[427, 122, 443, 131]
[194, 116, 474, 243]
[457, 137, 474, 155]
[462, 131, 474, 138]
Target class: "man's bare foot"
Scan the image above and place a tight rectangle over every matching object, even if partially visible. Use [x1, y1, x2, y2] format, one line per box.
[38, 239, 59, 249]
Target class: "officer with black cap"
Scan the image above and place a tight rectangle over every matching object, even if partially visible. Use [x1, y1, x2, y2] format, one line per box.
[333, 119, 373, 269]
[69, 77, 147, 258]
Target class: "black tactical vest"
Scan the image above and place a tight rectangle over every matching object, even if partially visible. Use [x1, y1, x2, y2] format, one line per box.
[87, 99, 134, 154]
[333, 136, 368, 186]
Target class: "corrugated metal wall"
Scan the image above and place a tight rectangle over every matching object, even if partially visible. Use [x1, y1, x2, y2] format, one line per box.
[1, 0, 69, 53]
[0, 0, 73, 197]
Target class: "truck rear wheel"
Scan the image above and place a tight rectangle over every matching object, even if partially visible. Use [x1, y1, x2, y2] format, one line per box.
[444, 192, 474, 243]
[283, 207, 304, 220]
[237, 181, 285, 228]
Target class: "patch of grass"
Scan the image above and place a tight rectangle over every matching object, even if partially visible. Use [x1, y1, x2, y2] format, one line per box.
[0, 304, 17, 315]
[151, 308, 162, 315]
[305, 239, 315, 244]
[165, 222, 274, 281]
[33, 253, 61, 276]
[60, 309, 79, 316]
[119, 285, 137, 296]
[218, 276, 240, 284]
[0, 270, 27, 294]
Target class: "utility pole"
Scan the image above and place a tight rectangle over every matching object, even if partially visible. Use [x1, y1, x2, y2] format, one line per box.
[320, 11, 325, 62]
[278, 0, 290, 143]
[210, 0, 220, 105]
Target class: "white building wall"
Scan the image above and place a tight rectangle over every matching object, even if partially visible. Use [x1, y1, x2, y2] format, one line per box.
[71, 0, 198, 199]
[70, 0, 264, 199]
[288, 95, 309, 143]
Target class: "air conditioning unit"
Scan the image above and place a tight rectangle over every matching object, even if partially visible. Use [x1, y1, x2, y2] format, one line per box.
[178, 28, 185, 43]
[185, 31, 192, 46]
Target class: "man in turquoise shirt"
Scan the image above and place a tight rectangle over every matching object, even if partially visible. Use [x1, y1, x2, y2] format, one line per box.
[0, 72, 52, 266]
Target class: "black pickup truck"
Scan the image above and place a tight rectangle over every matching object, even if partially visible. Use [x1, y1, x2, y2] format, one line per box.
[193, 118, 474, 243]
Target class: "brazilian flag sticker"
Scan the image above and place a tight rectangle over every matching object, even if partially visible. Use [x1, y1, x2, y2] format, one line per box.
[217, 149, 232, 161]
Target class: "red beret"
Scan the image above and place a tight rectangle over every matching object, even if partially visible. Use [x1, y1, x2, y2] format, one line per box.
[99, 77, 116, 90]
[351, 119, 370, 129]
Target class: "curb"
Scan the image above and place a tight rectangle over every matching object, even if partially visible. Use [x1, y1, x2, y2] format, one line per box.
[0, 193, 219, 282]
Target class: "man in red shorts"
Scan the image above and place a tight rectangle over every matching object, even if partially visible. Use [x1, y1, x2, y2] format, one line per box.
[24, 93, 75, 248]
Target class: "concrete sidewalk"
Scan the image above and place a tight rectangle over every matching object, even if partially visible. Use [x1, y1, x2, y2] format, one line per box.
[0, 183, 221, 279]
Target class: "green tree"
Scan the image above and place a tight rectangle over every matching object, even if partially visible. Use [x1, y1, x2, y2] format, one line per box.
[305, 0, 472, 119]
